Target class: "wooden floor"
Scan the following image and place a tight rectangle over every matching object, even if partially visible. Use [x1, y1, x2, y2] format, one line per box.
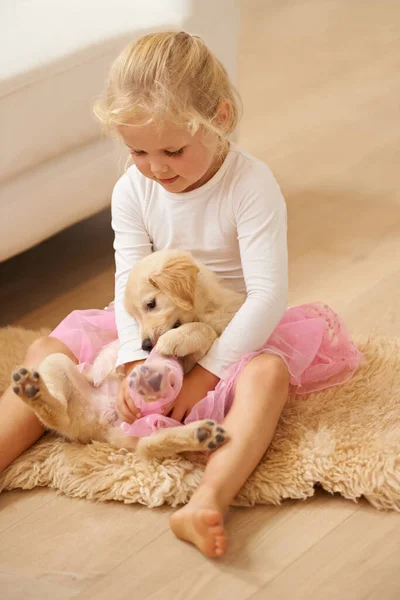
[1, 1, 400, 598]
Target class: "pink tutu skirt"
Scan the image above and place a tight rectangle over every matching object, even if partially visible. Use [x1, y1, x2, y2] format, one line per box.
[50, 302, 362, 436]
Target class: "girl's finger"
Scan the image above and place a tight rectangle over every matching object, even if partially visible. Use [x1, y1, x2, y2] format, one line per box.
[116, 400, 132, 423]
[123, 391, 142, 420]
[116, 386, 138, 422]
[170, 406, 185, 423]
[116, 392, 134, 422]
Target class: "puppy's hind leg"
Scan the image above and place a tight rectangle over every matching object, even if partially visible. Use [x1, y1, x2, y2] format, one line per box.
[106, 427, 139, 452]
[136, 420, 229, 460]
[11, 365, 70, 431]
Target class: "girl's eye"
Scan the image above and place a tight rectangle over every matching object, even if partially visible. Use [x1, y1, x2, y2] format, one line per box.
[146, 299, 156, 309]
[164, 147, 184, 157]
[173, 320, 181, 329]
[130, 150, 146, 156]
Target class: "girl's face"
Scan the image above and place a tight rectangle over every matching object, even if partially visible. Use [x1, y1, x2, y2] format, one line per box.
[118, 119, 225, 193]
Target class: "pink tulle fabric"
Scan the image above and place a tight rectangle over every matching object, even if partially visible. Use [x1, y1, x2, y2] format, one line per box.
[50, 307, 117, 365]
[50, 302, 362, 437]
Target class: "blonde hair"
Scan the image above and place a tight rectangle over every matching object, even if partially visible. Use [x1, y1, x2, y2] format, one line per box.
[94, 31, 241, 140]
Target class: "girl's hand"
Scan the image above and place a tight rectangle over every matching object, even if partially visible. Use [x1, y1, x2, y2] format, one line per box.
[116, 376, 142, 423]
[168, 389, 200, 423]
[169, 364, 220, 422]
[115, 360, 146, 423]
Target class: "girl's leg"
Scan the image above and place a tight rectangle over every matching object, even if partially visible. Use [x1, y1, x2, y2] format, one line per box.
[0, 336, 78, 473]
[170, 353, 290, 558]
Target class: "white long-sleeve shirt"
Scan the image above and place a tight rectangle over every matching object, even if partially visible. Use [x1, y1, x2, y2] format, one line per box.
[112, 144, 288, 377]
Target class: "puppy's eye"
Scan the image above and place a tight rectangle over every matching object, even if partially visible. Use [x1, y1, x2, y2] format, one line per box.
[173, 320, 181, 329]
[147, 299, 156, 309]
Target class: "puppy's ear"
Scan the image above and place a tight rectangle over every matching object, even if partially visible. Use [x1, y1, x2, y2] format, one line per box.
[149, 254, 199, 310]
[124, 269, 139, 317]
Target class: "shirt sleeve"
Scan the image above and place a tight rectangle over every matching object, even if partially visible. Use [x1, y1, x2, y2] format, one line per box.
[111, 173, 153, 367]
[198, 162, 288, 377]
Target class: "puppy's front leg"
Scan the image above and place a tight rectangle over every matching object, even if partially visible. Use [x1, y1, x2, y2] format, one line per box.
[156, 323, 217, 366]
[136, 420, 229, 460]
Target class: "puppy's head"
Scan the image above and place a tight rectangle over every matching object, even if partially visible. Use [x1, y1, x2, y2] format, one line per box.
[124, 250, 199, 351]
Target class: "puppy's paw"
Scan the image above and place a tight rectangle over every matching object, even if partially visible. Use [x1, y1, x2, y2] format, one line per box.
[193, 420, 229, 452]
[129, 360, 178, 402]
[156, 329, 188, 357]
[12, 367, 41, 404]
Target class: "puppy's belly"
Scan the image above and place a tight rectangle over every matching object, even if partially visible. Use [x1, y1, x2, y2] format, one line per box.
[87, 378, 121, 425]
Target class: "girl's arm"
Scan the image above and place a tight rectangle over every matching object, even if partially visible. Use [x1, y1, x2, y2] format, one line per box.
[198, 162, 288, 378]
[112, 172, 155, 422]
[171, 162, 288, 421]
[112, 173, 153, 368]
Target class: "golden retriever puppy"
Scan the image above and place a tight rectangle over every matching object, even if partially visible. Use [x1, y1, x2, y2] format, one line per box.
[11, 250, 244, 459]
[125, 249, 244, 373]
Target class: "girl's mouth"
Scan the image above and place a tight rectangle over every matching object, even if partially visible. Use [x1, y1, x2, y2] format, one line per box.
[158, 175, 179, 185]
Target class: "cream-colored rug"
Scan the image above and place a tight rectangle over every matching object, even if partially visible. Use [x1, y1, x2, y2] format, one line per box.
[0, 326, 399, 510]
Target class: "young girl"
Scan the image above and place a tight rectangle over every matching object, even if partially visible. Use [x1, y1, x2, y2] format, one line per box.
[0, 32, 361, 558]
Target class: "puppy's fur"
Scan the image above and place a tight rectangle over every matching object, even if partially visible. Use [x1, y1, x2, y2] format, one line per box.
[12, 250, 244, 459]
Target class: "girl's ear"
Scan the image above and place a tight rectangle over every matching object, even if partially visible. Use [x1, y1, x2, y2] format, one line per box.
[216, 100, 231, 131]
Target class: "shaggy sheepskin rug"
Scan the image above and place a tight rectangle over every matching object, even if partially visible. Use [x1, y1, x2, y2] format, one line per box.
[0, 326, 399, 510]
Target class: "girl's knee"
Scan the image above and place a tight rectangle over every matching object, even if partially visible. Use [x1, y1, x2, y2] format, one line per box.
[241, 353, 290, 388]
[25, 336, 75, 365]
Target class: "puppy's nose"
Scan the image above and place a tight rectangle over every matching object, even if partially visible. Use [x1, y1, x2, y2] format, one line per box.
[141, 338, 153, 352]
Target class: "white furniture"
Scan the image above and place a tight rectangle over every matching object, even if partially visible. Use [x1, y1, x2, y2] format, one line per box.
[0, 0, 239, 262]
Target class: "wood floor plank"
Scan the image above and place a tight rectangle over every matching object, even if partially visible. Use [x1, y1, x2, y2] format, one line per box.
[0, 495, 170, 596]
[0, 570, 75, 600]
[76, 493, 358, 600]
[250, 502, 400, 600]
[0, 488, 55, 534]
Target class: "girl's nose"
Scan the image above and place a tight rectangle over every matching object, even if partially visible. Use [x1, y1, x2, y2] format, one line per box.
[150, 158, 169, 176]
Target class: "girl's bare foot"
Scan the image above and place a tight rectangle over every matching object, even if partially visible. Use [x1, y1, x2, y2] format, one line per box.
[169, 489, 227, 558]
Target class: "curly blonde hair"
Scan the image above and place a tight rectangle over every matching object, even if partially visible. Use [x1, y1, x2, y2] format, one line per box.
[94, 31, 241, 140]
